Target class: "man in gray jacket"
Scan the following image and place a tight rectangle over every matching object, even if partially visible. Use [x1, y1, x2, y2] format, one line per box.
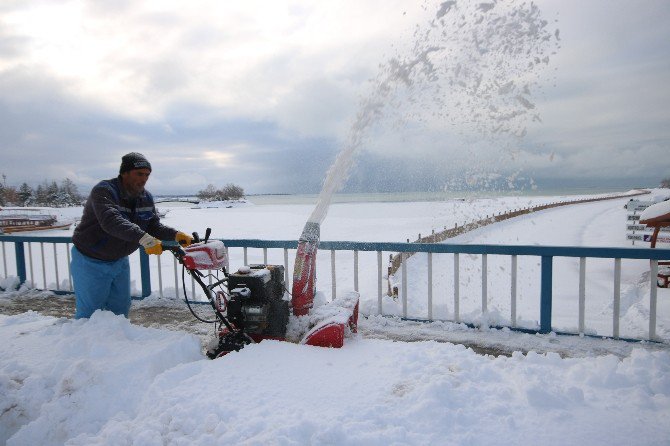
[71, 152, 193, 318]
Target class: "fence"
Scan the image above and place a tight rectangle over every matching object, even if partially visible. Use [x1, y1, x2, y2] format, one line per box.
[1, 234, 669, 342]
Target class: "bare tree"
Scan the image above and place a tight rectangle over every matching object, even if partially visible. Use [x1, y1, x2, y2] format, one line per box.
[220, 183, 245, 200]
[197, 183, 245, 201]
[197, 184, 219, 201]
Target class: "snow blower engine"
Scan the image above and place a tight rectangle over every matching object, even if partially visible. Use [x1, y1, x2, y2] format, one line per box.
[164, 227, 359, 359]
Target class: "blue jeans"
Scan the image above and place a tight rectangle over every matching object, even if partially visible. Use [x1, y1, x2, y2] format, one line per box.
[71, 246, 131, 319]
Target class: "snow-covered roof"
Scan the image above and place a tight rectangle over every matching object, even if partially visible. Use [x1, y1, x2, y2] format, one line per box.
[640, 198, 670, 224]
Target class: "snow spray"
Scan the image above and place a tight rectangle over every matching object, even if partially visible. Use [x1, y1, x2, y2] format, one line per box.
[292, 0, 559, 313]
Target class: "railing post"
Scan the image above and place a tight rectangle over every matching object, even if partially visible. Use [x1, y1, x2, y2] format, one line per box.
[650, 260, 658, 340]
[28, 243, 34, 287]
[454, 253, 460, 323]
[354, 250, 359, 292]
[511, 255, 517, 327]
[284, 248, 289, 288]
[402, 252, 408, 318]
[53, 244, 60, 291]
[139, 250, 151, 298]
[427, 252, 433, 320]
[331, 249, 336, 301]
[1, 241, 7, 277]
[14, 242, 27, 285]
[66, 243, 73, 292]
[481, 254, 488, 313]
[173, 256, 179, 299]
[579, 257, 586, 334]
[540, 255, 553, 333]
[40, 242, 46, 288]
[377, 250, 383, 315]
[613, 258, 621, 338]
[157, 254, 164, 298]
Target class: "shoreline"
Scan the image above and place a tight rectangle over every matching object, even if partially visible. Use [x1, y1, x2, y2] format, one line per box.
[243, 187, 653, 206]
[153, 186, 655, 206]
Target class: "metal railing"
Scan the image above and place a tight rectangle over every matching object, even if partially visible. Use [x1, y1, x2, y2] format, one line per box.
[1, 234, 669, 342]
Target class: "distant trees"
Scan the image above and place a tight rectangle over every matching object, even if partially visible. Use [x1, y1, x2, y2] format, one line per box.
[0, 183, 7, 207]
[0, 177, 84, 207]
[18, 183, 34, 205]
[661, 178, 670, 188]
[197, 183, 245, 201]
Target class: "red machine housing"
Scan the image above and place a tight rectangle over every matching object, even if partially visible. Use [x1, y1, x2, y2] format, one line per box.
[183, 240, 229, 271]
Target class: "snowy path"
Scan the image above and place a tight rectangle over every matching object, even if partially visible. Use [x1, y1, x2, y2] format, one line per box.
[449, 198, 629, 246]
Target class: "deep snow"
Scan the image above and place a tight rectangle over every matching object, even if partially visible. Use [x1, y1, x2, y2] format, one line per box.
[1, 190, 669, 445]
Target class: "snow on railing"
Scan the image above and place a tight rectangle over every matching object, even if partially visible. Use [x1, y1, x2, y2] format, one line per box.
[1, 234, 669, 342]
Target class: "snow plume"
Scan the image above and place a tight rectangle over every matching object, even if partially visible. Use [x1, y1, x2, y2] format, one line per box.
[308, 0, 559, 224]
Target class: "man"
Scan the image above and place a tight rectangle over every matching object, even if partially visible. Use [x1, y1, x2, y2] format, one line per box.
[71, 152, 193, 319]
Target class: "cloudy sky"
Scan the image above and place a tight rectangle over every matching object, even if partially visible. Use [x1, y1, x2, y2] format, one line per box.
[1, 0, 668, 195]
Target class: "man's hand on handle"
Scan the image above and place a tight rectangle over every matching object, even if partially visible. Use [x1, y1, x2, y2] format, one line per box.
[175, 231, 193, 247]
[139, 233, 163, 255]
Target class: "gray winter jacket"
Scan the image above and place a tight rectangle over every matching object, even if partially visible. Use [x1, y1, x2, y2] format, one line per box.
[73, 176, 177, 261]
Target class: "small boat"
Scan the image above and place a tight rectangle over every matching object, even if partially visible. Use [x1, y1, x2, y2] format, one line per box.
[0, 208, 73, 234]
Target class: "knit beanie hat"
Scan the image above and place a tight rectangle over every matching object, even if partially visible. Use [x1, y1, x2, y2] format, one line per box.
[119, 152, 152, 174]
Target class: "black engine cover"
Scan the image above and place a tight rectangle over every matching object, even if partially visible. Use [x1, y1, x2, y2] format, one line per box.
[227, 265, 288, 337]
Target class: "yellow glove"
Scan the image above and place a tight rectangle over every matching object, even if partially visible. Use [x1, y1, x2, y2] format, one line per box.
[144, 242, 163, 256]
[176, 231, 193, 247]
[139, 233, 163, 255]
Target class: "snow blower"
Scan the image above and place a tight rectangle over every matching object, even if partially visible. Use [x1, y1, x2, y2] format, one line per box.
[165, 227, 359, 359]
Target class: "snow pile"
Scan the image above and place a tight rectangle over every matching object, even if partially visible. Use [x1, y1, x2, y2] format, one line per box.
[285, 290, 359, 343]
[0, 277, 53, 301]
[1, 311, 669, 445]
[0, 276, 20, 292]
[640, 198, 670, 223]
[0, 311, 202, 445]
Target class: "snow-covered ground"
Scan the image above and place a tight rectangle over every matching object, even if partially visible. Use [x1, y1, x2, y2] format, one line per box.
[1, 190, 670, 445]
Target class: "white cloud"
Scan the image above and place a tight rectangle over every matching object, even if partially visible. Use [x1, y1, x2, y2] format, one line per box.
[1, 0, 415, 129]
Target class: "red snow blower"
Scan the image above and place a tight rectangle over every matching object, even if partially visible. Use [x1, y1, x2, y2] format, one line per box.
[165, 227, 359, 359]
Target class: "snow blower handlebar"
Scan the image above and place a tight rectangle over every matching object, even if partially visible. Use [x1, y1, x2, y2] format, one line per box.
[187, 227, 211, 245]
[162, 241, 187, 258]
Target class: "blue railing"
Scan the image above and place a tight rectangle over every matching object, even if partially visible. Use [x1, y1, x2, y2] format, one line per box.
[1, 234, 669, 341]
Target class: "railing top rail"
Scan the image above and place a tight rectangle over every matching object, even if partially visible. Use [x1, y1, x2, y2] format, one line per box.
[2, 235, 670, 260]
[0, 235, 76, 244]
